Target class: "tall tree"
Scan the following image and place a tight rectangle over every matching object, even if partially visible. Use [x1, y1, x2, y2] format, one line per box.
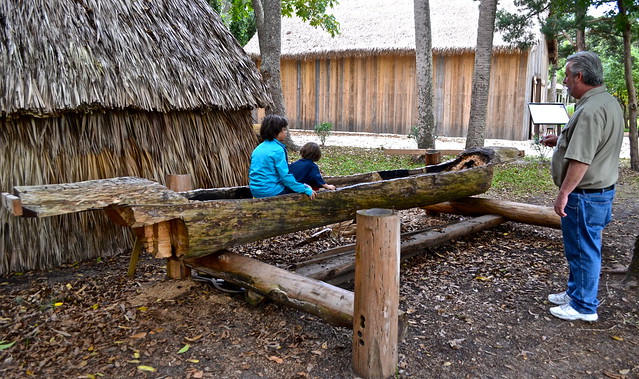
[413, 0, 436, 149]
[212, 0, 339, 150]
[253, 0, 286, 118]
[616, 0, 639, 170]
[465, 0, 498, 149]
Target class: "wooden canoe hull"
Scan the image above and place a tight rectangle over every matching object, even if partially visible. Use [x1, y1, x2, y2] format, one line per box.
[114, 163, 493, 259]
[4, 147, 518, 260]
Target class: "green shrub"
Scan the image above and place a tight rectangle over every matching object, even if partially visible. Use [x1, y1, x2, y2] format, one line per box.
[530, 134, 552, 162]
[314, 122, 333, 146]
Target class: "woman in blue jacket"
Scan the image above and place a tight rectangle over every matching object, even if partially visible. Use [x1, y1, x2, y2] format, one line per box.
[249, 115, 316, 199]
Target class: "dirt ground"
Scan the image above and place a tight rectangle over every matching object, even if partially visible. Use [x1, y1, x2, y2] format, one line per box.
[1, 164, 638, 378]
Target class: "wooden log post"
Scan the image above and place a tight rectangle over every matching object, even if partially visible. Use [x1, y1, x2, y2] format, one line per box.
[352, 209, 400, 379]
[425, 150, 441, 165]
[165, 174, 193, 279]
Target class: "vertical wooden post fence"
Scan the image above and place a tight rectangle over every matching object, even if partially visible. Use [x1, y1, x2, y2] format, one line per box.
[352, 208, 400, 379]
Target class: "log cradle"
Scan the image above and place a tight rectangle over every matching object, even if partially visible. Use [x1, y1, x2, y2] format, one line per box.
[2, 147, 519, 261]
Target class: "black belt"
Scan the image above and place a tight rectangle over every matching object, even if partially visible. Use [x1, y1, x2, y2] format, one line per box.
[573, 185, 615, 194]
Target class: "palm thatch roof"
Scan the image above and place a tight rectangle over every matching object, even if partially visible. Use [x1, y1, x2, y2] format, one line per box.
[244, 0, 537, 59]
[0, 0, 270, 274]
[1, 0, 270, 116]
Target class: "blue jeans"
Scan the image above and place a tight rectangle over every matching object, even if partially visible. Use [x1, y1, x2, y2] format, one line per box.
[561, 189, 615, 314]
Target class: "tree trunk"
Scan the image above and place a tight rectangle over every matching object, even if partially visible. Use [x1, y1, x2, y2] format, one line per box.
[575, 5, 587, 51]
[465, 0, 498, 149]
[253, 0, 298, 150]
[626, 235, 639, 282]
[618, 0, 639, 171]
[414, 0, 436, 149]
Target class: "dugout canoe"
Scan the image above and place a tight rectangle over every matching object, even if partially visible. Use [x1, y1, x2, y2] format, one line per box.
[2, 147, 518, 259]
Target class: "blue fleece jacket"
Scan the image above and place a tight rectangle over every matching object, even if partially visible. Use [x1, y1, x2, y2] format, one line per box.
[289, 158, 326, 190]
[249, 139, 312, 198]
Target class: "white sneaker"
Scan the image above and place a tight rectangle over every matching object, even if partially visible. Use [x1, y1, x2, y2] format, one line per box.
[550, 303, 598, 322]
[548, 291, 571, 305]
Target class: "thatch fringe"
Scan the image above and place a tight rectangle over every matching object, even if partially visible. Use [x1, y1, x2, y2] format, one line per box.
[273, 46, 524, 61]
[244, 0, 533, 61]
[0, 110, 259, 274]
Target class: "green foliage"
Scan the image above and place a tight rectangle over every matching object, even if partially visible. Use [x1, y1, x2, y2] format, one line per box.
[207, 0, 256, 46]
[491, 163, 556, 199]
[282, 0, 341, 37]
[408, 125, 437, 149]
[530, 134, 552, 162]
[208, 0, 340, 45]
[290, 146, 422, 176]
[313, 122, 333, 146]
[407, 125, 420, 140]
[0, 340, 16, 350]
[495, 9, 537, 49]
[229, 13, 257, 46]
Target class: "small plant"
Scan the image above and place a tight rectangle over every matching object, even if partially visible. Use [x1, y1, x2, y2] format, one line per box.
[407, 125, 437, 147]
[314, 122, 333, 146]
[407, 125, 419, 140]
[530, 134, 552, 162]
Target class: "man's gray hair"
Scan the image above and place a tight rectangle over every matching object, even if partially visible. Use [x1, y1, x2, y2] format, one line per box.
[566, 51, 604, 86]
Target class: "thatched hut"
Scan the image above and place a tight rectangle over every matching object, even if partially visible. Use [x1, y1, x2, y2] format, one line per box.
[0, 0, 270, 274]
[244, 0, 548, 140]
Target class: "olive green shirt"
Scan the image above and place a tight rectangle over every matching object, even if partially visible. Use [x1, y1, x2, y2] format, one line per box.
[551, 86, 624, 189]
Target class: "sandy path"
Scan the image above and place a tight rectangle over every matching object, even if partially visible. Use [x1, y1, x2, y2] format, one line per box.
[291, 129, 632, 159]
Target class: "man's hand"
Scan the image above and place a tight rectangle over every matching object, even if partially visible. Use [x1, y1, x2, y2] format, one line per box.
[540, 135, 558, 147]
[554, 193, 568, 217]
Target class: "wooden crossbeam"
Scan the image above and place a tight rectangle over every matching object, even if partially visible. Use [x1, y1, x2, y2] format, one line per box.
[1, 192, 23, 216]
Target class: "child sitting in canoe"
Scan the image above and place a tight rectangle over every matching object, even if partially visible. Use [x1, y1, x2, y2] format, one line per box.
[289, 142, 336, 191]
[249, 115, 316, 199]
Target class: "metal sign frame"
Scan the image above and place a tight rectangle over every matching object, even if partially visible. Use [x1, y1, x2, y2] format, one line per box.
[528, 102, 570, 125]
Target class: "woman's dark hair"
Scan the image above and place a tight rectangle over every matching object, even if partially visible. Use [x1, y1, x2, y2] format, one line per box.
[300, 142, 322, 161]
[259, 115, 288, 141]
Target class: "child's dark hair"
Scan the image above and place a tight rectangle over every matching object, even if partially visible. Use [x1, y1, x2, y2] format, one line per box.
[259, 115, 288, 141]
[300, 142, 322, 162]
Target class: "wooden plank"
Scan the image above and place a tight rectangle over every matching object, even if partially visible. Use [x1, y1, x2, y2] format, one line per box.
[11, 177, 189, 218]
[1, 192, 23, 216]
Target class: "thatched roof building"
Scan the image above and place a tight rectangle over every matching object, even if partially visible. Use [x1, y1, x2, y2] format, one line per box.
[0, 0, 270, 274]
[244, 0, 548, 140]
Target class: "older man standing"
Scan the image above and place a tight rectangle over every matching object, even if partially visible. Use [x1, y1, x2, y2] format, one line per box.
[541, 51, 624, 322]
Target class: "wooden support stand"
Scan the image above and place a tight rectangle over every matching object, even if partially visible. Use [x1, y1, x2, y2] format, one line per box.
[185, 251, 354, 327]
[352, 209, 400, 379]
[165, 174, 193, 280]
[127, 236, 143, 278]
[423, 197, 561, 229]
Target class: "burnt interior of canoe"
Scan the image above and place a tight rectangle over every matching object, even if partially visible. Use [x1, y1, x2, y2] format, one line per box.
[181, 150, 492, 202]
